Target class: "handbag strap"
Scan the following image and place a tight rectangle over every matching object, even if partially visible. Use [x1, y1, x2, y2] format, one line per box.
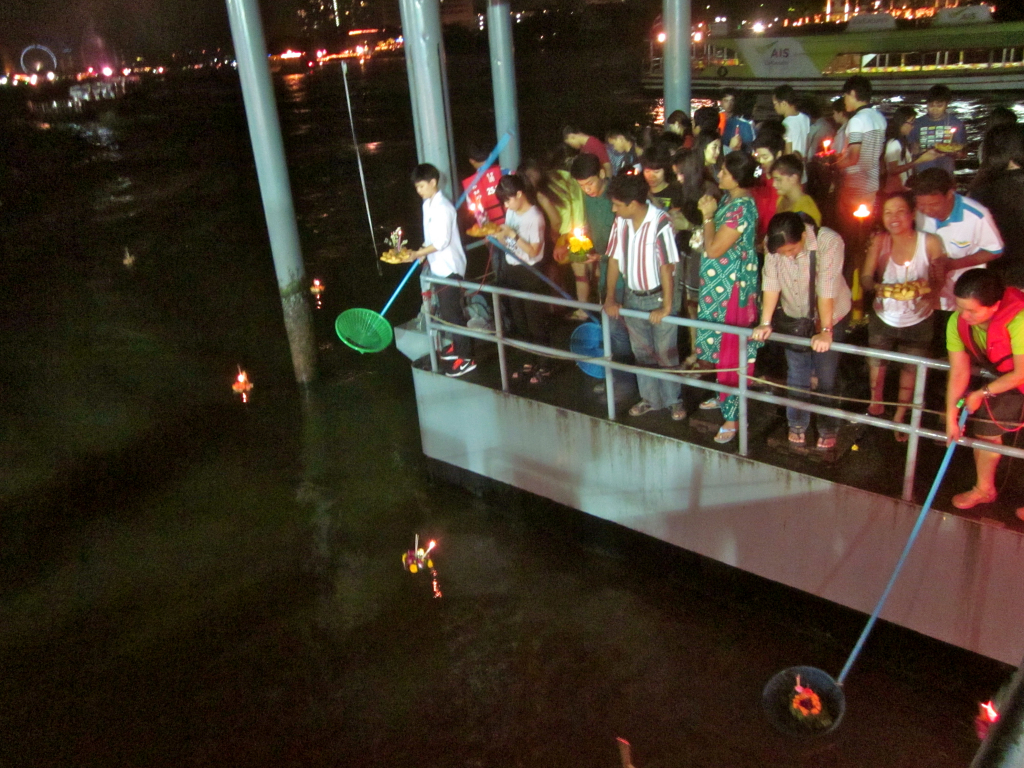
[807, 246, 817, 325]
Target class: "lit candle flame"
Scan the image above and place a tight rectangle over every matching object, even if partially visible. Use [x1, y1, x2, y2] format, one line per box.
[822, 139, 831, 150]
[232, 366, 253, 402]
[853, 203, 872, 219]
[981, 700, 999, 722]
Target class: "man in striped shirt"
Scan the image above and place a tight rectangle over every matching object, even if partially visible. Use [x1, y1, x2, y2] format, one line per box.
[603, 175, 684, 419]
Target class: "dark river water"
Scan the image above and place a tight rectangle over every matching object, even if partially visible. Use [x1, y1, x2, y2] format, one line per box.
[0, 54, 1016, 766]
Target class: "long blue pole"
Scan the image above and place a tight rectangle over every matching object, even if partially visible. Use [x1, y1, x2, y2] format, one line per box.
[378, 134, 511, 320]
[225, 0, 316, 383]
[836, 406, 970, 685]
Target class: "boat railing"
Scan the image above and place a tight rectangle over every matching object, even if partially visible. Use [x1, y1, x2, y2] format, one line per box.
[422, 273, 1024, 503]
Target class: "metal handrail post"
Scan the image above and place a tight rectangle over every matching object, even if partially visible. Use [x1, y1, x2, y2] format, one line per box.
[424, 301, 439, 374]
[902, 362, 929, 501]
[492, 290, 509, 392]
[602, 311, 615, 420]
[738, 327, 749, 457]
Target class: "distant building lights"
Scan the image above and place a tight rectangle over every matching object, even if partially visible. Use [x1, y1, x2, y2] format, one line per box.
[280, 50, 303, 59]
[46, 71, 56, 81]
[101, 66, 113, 76]
[752, 21, 765, 32]
[348, 28, 379, 35]
[0, 77, 7, 85]
[29, 74, 38, 85]
[122, 68, 131, 76]
[693, 31, 704, 41]
[657, 31, 667, 42]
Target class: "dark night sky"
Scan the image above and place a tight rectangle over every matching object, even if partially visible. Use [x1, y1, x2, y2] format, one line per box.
[0, 0, 299, 60]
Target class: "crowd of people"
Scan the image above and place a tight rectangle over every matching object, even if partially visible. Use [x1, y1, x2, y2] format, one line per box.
[408, 75, 1024, 517]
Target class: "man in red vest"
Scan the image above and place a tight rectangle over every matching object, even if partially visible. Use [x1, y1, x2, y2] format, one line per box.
[945, 269, 1024, 514]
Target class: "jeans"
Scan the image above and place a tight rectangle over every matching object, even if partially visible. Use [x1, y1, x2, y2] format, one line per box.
[622, 288, 681, 410]
[435, 272, 470, 359]
[784, 316, 848, 437]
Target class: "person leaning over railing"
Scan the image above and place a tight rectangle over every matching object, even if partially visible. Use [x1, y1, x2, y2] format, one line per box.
[945, 269, 1024, 518]
[602, 174, 684, 421]
[694, 150, 763, 444]
[752, 212, 852, 451]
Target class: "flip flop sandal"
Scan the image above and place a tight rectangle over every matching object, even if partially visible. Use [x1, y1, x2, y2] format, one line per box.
[511, 363, 534, 381]
[670, 402, 687, 421]
[816, 435, 838, 450]
[628, 400, 656, 417]
[788, 430, 806, 445]
[529, 367, 552, 385]
[714, 425, 738, 443]
[699, 397, 720, 410]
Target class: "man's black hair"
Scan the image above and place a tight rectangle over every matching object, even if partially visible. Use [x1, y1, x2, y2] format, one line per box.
[722, 150, 759, 188]
[988, 106, 1018, 129]
[494, 173, 527, 204]
[765, 212, 806, 254]
[607, 174, 649, 206]
[411, 163, 440, 184]
[954, 268, 1005, 308]
[606, 127, 635, 142]
[770, 153, 804, 180]
[752, 127, 785, 157]
[570, 152, 603, 181]
[911, 167, 955, 197]
[720, 88, 739, 101]
[562, 124, 583, 140]
[926, 84, 952, 104]
[772, 84, 797, 106]
[693, 106, 720, 135]
[467, 142, 492, 164]
[842, 75, 872, 104]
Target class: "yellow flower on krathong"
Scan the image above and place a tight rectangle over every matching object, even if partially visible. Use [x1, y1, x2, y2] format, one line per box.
[556, 227, 594, 264]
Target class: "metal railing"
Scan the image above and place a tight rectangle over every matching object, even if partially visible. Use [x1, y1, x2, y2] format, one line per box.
[422, 274, 1024, 502]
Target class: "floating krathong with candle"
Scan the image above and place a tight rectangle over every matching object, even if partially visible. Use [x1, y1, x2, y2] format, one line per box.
[232, 366, 253, 402]
[554, 226, 594, 264]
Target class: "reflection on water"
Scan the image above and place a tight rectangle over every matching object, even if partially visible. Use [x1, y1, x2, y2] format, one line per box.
[0, 55, 1016, 766]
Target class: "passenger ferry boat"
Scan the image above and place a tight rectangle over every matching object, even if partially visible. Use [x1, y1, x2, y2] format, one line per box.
[644, 3, 1024, 92]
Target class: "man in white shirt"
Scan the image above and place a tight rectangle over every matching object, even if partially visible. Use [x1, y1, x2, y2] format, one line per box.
[410, 164, 476, 377]
[913, 167, 1004, 312]
[603, 174, 684, 420]
[834, 75, 887, 276]
[772, 84, 810, 160]
[494, 174, 552, 384]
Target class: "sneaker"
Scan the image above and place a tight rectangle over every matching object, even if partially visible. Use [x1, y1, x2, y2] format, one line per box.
[439, 344, 458, 361]
[445, 358, 477, 378]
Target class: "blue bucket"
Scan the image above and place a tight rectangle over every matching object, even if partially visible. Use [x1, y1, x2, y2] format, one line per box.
[570, 322, 606, 378]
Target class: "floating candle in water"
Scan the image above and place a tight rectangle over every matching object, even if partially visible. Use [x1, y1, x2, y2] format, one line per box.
[232, 366, 253, 402]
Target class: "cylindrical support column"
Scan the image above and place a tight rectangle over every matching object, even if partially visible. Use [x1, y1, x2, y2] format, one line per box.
[662, 0, 692, 119]
[225, 0, 316, 384]
[486, 0, 521, 171]
[398, 0, 458, 199]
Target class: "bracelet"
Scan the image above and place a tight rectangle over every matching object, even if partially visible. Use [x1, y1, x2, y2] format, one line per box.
[758, 323, 771, 328]
[820, 327, 833, 334]
[983, 386, 992, 398]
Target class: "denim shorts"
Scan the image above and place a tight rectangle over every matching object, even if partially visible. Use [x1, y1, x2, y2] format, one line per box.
[868, 312, 935, 363]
